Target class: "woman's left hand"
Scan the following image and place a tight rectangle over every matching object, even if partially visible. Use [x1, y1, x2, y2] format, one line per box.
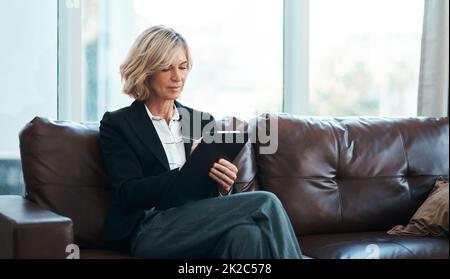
[209, 159, 238, 195]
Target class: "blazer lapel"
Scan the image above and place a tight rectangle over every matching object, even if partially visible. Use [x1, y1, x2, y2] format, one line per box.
[175, 101, 193, 160]
[125, 100, 170, 171]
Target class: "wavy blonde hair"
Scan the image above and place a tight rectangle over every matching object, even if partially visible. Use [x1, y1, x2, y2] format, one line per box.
[120, 25, 192, 100]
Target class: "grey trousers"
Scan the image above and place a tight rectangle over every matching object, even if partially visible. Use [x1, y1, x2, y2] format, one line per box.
[130, 191, 302, 259]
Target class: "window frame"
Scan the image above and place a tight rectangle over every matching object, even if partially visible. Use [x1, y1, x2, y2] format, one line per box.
[58, 0, 83, 121]
[283, 0, 309, 115]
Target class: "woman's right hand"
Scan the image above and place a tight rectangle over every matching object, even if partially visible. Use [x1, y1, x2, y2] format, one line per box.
[209, 159, 238, 195]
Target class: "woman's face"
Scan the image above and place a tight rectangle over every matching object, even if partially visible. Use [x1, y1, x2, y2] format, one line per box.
[148, 47, 189, 101]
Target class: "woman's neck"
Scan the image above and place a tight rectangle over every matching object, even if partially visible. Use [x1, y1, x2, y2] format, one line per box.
[145, 97, 175, 124]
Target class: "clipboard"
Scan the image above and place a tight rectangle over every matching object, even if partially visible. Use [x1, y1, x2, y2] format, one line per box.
[155, 131, 249, 210]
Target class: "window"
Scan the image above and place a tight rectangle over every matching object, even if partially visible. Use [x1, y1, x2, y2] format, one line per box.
[0, 0, 427, 195]
[0, 0, 57, 195]
[65, 0, 425, 120]
[309, 0, 424, 116]
[80, 0, 283, 121]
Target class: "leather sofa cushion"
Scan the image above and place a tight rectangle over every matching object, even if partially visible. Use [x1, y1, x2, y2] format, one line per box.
[252, 114, 449, 235]
[300, 231, 449, 259]
[19, 117, 110, 249]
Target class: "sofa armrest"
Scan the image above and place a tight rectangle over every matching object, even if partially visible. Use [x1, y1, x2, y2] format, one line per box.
[0, 195, 74, 259]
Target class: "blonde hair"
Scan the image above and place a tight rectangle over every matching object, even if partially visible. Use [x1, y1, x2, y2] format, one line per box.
[120, 25, 192, 100]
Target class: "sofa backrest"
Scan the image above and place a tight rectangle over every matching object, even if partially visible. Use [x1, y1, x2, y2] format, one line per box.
[19, 116, 258, 249]
[252, 114, 449, 235]
[19, 117, 110, 248]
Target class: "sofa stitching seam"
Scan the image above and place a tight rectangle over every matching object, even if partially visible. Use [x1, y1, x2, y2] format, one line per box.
[330, 120, 344, 226]
[396, 126, 412, 202]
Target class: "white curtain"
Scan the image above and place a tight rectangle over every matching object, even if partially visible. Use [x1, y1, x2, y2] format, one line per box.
[418, 0, 449, 117]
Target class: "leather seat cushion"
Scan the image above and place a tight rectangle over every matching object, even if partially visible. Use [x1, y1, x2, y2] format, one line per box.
[299, 231, 449, 259]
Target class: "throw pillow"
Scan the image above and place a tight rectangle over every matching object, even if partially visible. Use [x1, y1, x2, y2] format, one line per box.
[387, 177, 448, 237]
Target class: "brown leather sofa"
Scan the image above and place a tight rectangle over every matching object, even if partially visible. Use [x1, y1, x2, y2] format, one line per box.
[0, 115, 448, 259]
[252, 114, 448, 259]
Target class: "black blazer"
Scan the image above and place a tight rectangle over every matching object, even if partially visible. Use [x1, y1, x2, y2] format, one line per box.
[99, 100, 215, 250]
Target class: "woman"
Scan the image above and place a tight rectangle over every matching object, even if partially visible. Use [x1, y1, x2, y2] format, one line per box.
[99, 25, 302, 259]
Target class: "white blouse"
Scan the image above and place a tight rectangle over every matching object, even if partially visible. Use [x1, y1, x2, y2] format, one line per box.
[144, 104, 186, 170]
